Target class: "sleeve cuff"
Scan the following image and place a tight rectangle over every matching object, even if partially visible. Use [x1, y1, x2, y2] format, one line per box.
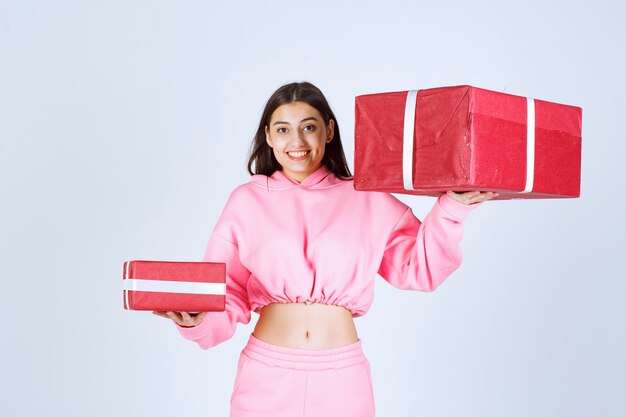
[437, 193, 482, 221]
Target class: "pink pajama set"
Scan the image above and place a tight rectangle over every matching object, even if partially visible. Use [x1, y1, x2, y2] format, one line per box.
[175, 166, 479, 417]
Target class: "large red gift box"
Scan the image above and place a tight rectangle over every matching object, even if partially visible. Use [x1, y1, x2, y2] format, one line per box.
[354, 85, 582, 199]
[123, 260, 226, 312]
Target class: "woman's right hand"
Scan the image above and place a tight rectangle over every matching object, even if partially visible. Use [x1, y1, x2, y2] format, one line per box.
[152, 311, 207, 327]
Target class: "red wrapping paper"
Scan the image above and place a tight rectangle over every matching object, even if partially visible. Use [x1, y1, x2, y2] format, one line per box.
[354, 85, 582, 199]
[123, 260, 226, 312]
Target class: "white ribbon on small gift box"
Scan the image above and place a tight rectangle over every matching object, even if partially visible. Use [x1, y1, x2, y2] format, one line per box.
[403, 90, 535, 193]
[123, 261, 226, 309]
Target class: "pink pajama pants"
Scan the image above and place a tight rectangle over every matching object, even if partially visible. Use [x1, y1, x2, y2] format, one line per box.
[230, 333, 376, 417]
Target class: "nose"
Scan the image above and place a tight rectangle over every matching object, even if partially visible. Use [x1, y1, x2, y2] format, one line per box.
[292, 130, 305, 145]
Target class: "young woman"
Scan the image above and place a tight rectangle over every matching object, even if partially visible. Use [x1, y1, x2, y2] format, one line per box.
[154, 81, 497, 417]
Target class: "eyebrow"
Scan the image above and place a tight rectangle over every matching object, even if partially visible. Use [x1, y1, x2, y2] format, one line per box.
[272, 117, 320, 126]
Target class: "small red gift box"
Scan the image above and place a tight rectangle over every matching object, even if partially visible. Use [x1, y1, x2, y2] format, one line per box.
[354, 85, 582, 199]
[123, 260, 226, 312]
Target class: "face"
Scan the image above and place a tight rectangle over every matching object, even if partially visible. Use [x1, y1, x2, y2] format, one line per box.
[265, 101, 334, 183]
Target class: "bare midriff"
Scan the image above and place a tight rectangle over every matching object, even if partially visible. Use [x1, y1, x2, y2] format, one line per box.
[252, 302, 359, 350]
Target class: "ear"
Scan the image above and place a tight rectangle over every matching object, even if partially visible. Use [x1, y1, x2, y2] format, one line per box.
[265, 126, 272, 147]
[326, 119, 335, 143]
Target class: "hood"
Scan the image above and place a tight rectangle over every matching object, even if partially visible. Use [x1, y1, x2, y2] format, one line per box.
[250, 165, 346, 191]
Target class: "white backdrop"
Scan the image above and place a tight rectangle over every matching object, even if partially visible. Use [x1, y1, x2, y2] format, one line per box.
[1, 1, 624, 416]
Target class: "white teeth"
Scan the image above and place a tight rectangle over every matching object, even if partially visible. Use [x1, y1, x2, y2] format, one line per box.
[288, 151, 309, 157]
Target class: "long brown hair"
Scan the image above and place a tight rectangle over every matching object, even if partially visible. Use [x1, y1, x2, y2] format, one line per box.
[247, 82, 352, 179]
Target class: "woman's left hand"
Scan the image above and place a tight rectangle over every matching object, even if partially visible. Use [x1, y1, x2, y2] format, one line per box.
[446, 190, 499, 205]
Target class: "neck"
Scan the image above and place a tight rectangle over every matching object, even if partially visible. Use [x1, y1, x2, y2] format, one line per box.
[281, 170, 304, 183]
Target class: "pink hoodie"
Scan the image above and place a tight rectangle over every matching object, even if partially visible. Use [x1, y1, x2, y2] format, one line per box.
[177, 166, 479, 349]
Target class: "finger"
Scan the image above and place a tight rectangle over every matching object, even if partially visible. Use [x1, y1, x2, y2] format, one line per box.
[152, 311, 169, 319]
[472, 192, 498, 203]
[446, 191, 467, 204]
[193, 312, 208, 324]
[177, 312, 205, 327]
[166, 311, 183, 324]
[180, 311, 191, 323]
[469, 195, 487, 204]
[448, 190, 499, 204]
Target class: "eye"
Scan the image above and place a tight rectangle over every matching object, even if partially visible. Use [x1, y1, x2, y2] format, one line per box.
[276, 127, 288, 134]
[303, 124, 315, 132]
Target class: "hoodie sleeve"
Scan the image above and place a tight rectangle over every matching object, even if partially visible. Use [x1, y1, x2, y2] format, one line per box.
[377, 193, 481, 291]
[174, 192, 252, 350]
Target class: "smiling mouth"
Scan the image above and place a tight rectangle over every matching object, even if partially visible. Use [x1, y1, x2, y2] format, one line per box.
[287, 150, 310, 159]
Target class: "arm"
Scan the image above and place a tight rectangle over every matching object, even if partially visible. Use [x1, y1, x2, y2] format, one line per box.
[173, 231, 252, 350]
[377, 193, 482, 291]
